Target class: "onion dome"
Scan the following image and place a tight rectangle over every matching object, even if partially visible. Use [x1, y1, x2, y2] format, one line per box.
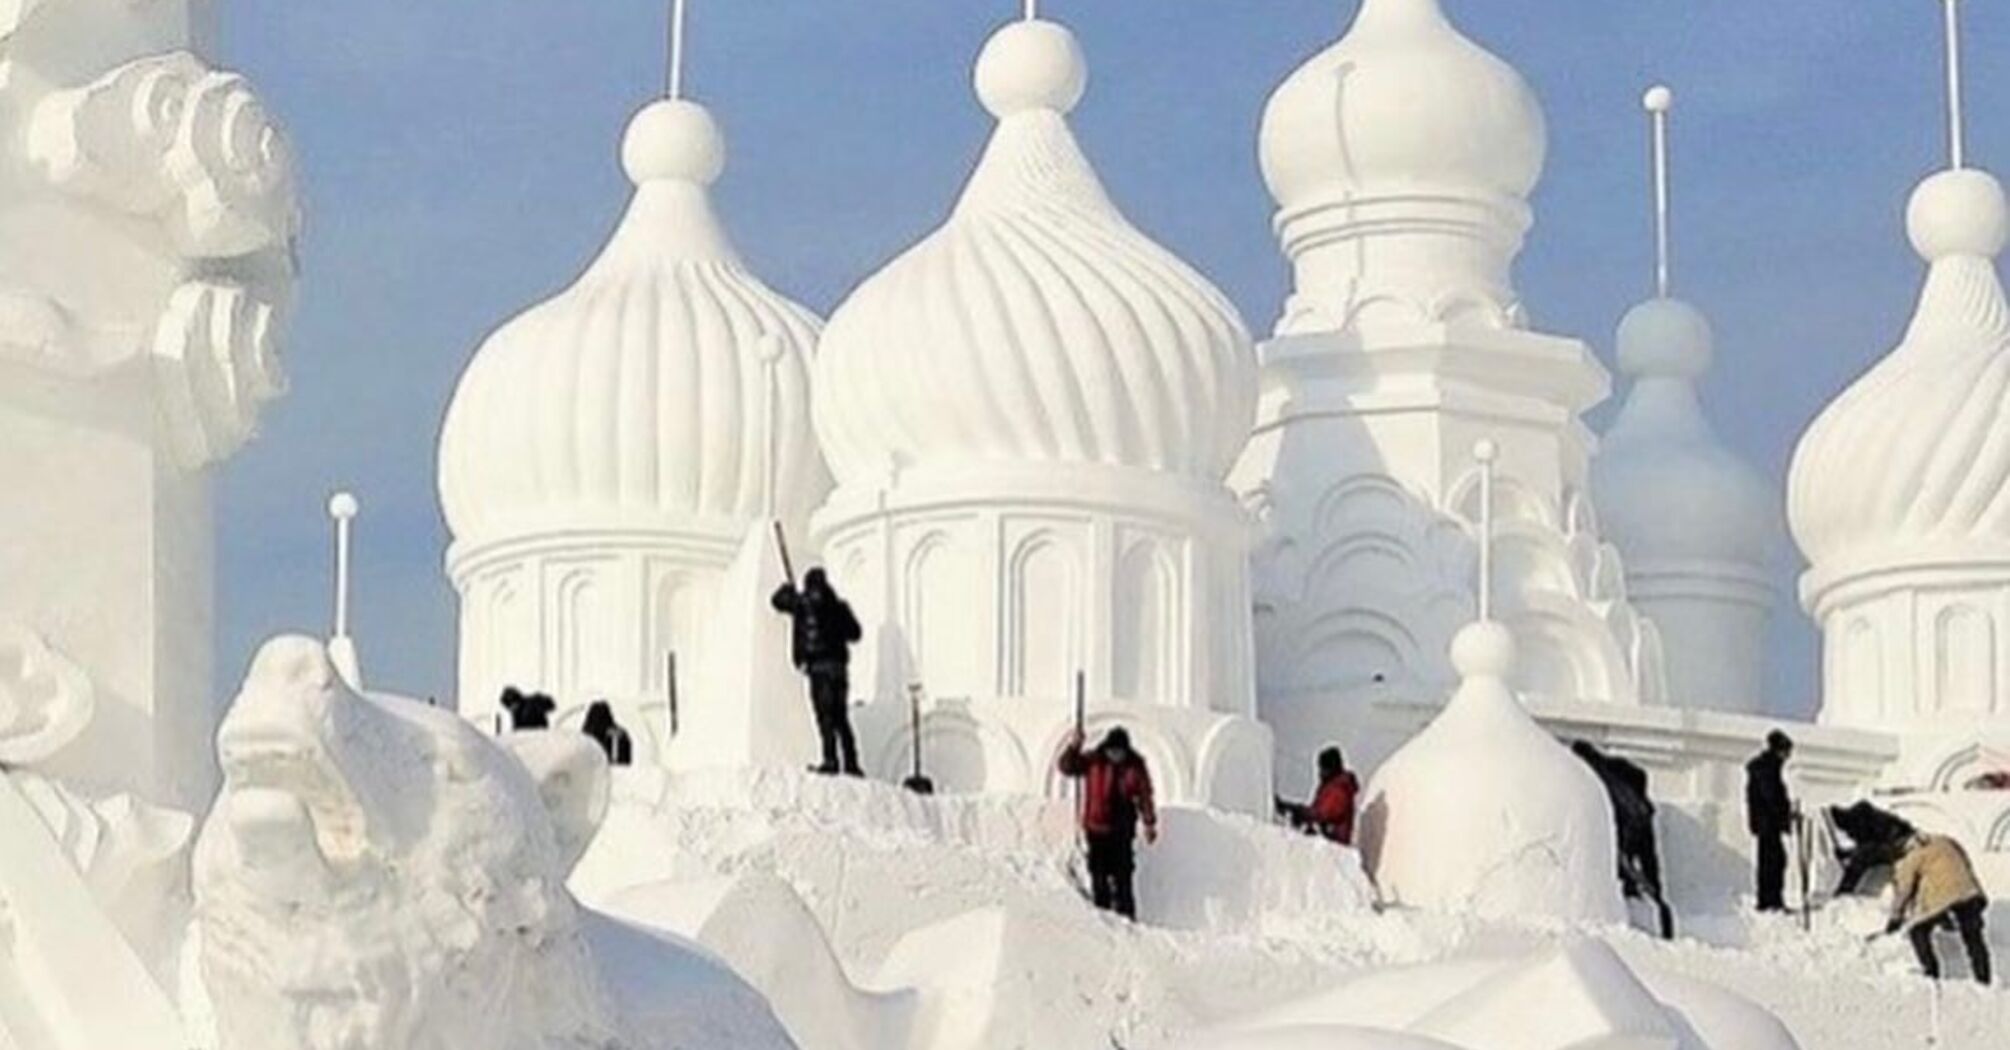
[1259, 0, 1544, 210]
[439, 98, 830, 544]
[1594, 298, 1778, 573]
[812, 19, 1257, 484]
[1788, 168, 2010, 592]
[1256, 0, 1546, 334]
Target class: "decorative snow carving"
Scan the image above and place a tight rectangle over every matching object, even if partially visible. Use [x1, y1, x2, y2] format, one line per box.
[31, 51, 299, 257]
[14, 772, 194, 966]
[192, 636, 794, 1050]
[152, 278, 285, 467]
[0, 626, 95, 767]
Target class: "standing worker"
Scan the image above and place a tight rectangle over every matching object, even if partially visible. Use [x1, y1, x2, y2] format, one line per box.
[771, 568, 865, 776]
[1276, 746, 1360, 846]
[1058, 726, 1158, 920]
[1745, 730, 1795, 913]
[1885, 833, 1993, 985]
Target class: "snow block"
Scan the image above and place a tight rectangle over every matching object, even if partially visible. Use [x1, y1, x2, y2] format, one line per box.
[674, 523, 820, 772]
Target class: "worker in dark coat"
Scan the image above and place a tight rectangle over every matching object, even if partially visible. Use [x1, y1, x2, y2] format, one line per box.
[1058, 726, 1158, 920]
[1276, 746, 1360, 846]
[771, 568, 865, 776]
[1745, 730, 1795, 913]
[581, 701, 634, 767]
[1830, 800, 1915, 896]
[500, 686, 556, 731]
[1572, 741, 1672, 937]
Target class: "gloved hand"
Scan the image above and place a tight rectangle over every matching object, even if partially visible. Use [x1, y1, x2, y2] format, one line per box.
[1883, 917, 1904, 937]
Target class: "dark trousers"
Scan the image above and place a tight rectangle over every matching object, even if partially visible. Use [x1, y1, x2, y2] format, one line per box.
[1909, 898, 1993, 985]
[1086, 833, 1138, 920]
[1755, 832, 1787, 911]
[809, 669, 860, 774]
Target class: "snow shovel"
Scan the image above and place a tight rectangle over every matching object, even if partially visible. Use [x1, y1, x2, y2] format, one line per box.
[1064, 670, 1096, 905]
[1793, 807, 1814, 932]
[902, 682, 934, 795]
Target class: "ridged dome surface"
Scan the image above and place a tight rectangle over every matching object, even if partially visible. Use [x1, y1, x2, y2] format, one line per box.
[813, 21, 1257, 484]
[1258, 0, 1545, 214]
[440, 100, 831, 543]
[1789, 169, 2010, 578]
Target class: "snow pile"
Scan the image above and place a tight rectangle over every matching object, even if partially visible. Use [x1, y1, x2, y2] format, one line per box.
[1182, 939, 1794, 1050]
[1359, 622, 1624, 924]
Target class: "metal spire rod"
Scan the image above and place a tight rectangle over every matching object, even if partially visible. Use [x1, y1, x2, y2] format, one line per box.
[1646, 86, 1674, 298]
[668, 0, 690, 99]
[328, 492, 359, 639]
[1943, 0, 1968, 169]
[1474, 441, 1498, 623]
[1024, 0, 1038, 20]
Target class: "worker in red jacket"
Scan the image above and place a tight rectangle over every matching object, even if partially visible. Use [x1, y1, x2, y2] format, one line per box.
[1277, 746, 1359, 846]
[1058, 726, 1157, 919]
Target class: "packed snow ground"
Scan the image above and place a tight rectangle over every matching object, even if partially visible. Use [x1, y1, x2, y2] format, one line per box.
[573, 769, 2009, 1050]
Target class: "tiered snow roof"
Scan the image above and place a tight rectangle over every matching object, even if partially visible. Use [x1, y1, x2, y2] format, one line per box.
[439, 96, 830, 545]
[812, 18, 1256, 484]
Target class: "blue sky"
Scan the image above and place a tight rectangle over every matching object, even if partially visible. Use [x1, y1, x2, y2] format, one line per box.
[213, 1, 2003, 714]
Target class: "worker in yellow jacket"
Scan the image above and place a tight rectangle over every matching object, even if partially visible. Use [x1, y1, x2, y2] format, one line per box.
[1885, 834, 1992, 985]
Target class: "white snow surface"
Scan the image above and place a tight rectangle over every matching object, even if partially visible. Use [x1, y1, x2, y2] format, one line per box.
[572, 766, 2010, 1050]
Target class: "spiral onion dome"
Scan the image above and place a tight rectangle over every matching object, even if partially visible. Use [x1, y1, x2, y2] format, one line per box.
[1595, 298, 1778, 572]
[812, 20, 1257, 484]
[1789, 169, 2010, 585]
[440, 99, 831, 543]
[1258, 0, 1545, 217]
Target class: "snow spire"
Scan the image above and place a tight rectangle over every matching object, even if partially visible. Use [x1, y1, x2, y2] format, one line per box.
[1942, 0, 1967, 170]
[1645, 85, 1674, 297]
[1473, 439, 1499, 623]
[667, 0, 691, 99]
[327, 491, 363, 688]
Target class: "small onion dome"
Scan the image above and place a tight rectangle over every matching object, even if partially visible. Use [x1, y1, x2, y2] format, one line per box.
[1593, 298, 1778, 571]
[1259, 0, 1545, 214]
[440, 99, 831, 543]
[1789, 168, 2010, 581]
[812, 20, 1257, 484]
[1360, 621, 1625, 924]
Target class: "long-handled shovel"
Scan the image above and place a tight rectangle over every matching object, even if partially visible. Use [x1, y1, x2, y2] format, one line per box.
[902, 682, 934, 795]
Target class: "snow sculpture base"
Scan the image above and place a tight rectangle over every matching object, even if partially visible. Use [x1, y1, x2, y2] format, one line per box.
[1360, 622, 1624, 923]
[192, 636, 794, 1050]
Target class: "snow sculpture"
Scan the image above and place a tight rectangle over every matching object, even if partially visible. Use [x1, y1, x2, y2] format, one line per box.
[439, 42, 830, 756]
[1359, 619, 1624, 923]
[1791, 117, 2010, 739]
[1185, 940, 1799, 1050]
[192, 636, 796, 1050]
[1, 0, 298, 810]
[1233, 0, 1667, 793]
[810, 15, 1269, 811]
[1592, 87, 1779, 715]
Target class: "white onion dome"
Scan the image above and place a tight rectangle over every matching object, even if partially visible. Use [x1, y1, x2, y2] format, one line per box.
[1788, 167, 2010, 591]
[1593, 297, 1779, 572]
[440, 98, 831, 544]
[812, 20, 1258, 484]
[1259, 0, 1545, 215]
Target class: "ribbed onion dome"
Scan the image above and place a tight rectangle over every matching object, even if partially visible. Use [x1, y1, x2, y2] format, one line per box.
[1259, 0, 1546, 214]
[812, 20, 1258, 484]
[1593, 298, 1778, 570]
[440, 99, 831, 542]
[1789, 168, 2010, 578]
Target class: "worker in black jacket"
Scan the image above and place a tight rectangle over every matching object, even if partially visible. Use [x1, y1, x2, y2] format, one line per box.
[1746, 730, 1795, 913]
[771, 568, 865, 776]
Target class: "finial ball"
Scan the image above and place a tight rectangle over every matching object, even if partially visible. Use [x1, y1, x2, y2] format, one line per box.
[1473, 439, 1499, 465]
[1907, 168, 2009, 262]
[1617, 297, 1713, 380]
[1451, 621, 1518, 680]
[975, 19, 1087, 118]
[328, 492, 360, 520]
[1642, 85, 1674, 114]
[623, 99, 726, 186]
